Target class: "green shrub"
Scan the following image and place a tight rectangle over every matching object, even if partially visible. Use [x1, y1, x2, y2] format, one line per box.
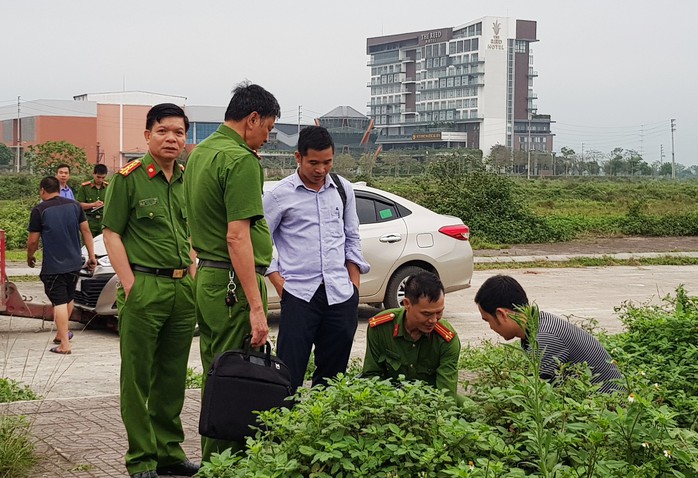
[0, 175, 38, 201]
[0, 416, 36, 478]
[604, 286, 698, 430]
[185, 368, 202, 389]
[381, 160, 565, 244]
[0, 378, 39, 403]
[198, 376, 478, 478]
[0, 379, 38, 478]
[0, 200, 34, 249]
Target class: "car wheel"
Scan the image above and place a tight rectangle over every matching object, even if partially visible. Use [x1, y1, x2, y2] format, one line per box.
[384, 265, 429, 310]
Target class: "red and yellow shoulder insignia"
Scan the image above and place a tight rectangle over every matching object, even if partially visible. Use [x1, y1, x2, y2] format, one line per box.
[433, 323, 455, 343]
[81, 180, 92, 186]
[146, 163, 158, 179]
[118, 160, 142, 176]
[369, 312, 396, 328]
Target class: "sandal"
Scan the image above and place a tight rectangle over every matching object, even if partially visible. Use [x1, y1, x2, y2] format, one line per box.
[53, 331, 74, 344]
[49, 346, 72, 355]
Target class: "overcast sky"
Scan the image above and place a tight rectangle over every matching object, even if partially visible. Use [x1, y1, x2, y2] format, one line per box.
[3, 0, 696, 166]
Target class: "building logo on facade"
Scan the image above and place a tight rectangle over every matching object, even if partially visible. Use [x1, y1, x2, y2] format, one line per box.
[487, 21, 505, 51]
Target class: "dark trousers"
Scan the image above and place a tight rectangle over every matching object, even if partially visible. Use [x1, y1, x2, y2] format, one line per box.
[277, 284, 359, 390]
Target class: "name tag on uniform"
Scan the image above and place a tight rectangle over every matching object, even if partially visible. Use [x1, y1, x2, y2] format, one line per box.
[139, 198, 159, 207]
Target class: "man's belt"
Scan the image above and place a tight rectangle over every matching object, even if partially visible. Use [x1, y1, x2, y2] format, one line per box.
[198, 260, 267, 276]
[131, 264, 188, 279]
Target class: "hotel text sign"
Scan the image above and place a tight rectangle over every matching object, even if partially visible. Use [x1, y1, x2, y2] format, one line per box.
[419, 29, 451, 45]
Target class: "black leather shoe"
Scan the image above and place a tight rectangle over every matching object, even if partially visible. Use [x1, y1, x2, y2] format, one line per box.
[156, 460, 200, 476]
[131, 471, 158, 478]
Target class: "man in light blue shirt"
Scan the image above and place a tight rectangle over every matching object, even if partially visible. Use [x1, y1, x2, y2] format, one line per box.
[264, 126, 370, 390]
[56, 163, 75, 200]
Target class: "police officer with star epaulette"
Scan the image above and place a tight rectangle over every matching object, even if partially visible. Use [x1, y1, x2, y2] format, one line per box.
[102, 104, 199, 478]
[362, 271, 463, 404]
[75, 163, 109, 237]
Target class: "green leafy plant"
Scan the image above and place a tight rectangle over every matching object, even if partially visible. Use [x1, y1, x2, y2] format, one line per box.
[198, 376, 484, 478]
[0, 200, 34, 249]
[185, 367, 203, 389]
[0, 416, 36, 478]
[0, 380, 38, 478]
[0, 378, 40, 403]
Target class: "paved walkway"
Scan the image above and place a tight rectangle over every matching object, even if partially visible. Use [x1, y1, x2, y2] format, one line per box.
[2, 391, 202, 478]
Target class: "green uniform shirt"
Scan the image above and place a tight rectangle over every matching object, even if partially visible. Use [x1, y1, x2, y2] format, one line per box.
[183, 124, 272, 266]
[75, 180, 109, 234]
[362, 308, 461, 399]
[102, 153, 191, 269]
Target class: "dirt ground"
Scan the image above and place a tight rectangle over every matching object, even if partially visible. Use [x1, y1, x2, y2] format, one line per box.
[475, 235, 698, 257]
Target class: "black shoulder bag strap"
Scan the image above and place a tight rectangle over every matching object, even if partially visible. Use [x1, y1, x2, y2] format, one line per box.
[330, 172, 347, 212]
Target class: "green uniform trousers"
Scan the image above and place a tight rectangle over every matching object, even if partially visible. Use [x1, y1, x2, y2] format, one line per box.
[117, 271, 196, 474]
[195, 266, 268, 461]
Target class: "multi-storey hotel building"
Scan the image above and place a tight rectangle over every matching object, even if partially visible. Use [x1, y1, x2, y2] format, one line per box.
[367, 16, 554, 155]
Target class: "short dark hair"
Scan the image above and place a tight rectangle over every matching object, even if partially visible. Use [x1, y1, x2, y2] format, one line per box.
[297, 126, 335, 156]
[224, 82, 280, 122]
[93, 164, 108, 175]
[56, 163, 70, 172]
[40, 176, 60, 193]
[404, 271, 444, 304]
[145, 103, 189, 132]
[474, 274, 529, 317]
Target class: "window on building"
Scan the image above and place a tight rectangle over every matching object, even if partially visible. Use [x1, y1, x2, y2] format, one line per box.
[472, 38, 479, 51]
[449, 42, 456, 54]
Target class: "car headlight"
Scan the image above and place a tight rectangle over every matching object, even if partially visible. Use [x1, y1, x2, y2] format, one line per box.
[98, 256, 111, 267]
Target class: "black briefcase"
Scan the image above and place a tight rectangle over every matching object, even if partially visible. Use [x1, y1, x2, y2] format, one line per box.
[199, 335, 293, 441]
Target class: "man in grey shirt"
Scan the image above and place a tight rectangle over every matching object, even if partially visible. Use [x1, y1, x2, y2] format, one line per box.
[474, 274, 624, 393]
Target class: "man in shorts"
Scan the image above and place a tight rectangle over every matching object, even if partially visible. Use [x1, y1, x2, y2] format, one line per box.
[27, 176, 96, 354]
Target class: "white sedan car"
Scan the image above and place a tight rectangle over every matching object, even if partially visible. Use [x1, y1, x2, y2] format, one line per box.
[73, 182, 473, 318]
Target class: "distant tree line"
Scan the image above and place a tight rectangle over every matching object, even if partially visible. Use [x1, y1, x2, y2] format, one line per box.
[3, 140, 697, 179]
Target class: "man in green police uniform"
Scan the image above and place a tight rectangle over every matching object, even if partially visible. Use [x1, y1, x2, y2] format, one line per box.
[102, 104, 199, 478]
[75, 163, 109, 237]
[184, 82, 280, 461]
[362, 271, 462, 403]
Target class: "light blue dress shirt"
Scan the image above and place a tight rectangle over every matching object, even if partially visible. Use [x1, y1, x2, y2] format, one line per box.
[264, 172, 370, 305]
[60, 185, 75, 200]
